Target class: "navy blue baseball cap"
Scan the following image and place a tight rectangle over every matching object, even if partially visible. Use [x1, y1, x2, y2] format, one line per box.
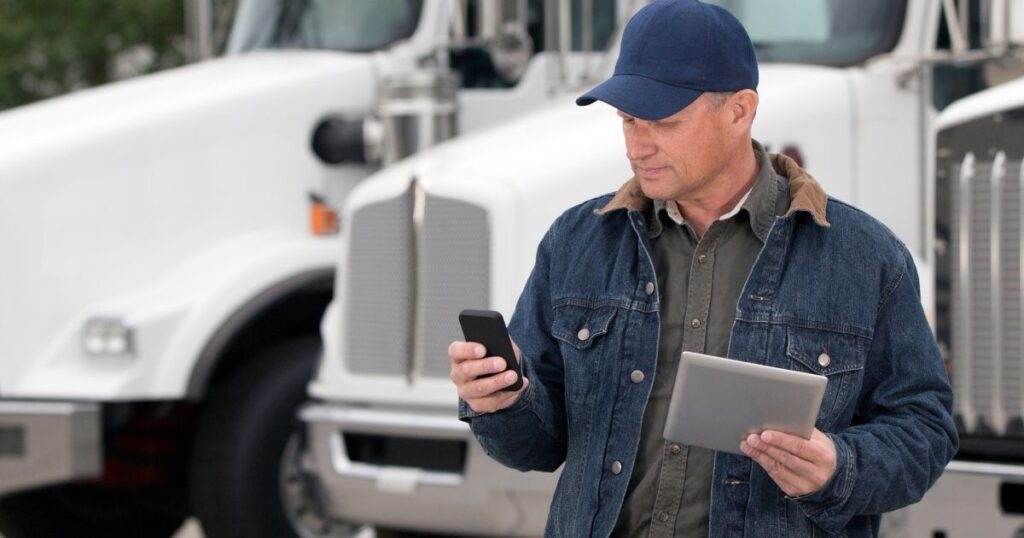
[577, 0, 758, 120]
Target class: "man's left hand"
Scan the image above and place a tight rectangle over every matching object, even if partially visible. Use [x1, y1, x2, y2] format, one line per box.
[740, 428, 837, 497]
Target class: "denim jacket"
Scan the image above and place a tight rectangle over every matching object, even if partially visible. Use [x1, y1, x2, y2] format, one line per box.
[459, 154, 958, 537]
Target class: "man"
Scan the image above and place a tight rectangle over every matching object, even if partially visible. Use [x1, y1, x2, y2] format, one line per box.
[448, 0, 958, 536]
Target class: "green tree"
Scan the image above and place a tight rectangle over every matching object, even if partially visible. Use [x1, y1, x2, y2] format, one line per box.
[0, 0, 186, 110]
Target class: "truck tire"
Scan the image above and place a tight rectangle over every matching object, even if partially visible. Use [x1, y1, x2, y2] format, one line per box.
[189, 336, 359, 538]
[0, 483, 185, 538]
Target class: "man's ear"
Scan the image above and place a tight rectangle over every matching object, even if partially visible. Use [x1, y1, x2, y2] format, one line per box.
[730, 89, 759, 133]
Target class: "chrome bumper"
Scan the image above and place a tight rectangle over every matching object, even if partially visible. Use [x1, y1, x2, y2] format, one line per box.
[0, 401, 102, 495]
[301, 403, 557, 537]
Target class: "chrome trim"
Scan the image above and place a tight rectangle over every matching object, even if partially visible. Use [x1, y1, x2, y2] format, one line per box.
[1018, 156, 1024, 423]
[410, 180, 426, 383]
[946, 460, 1024, 480]
[301, 405, 469, 436]
[990, 151, 1007, 433]
[302, 403, 555, 535]
[0, 401, 101, 495]
[301, 405, 470, 488]
[957, 152, 976, 431]
[327, 433, 462, 488]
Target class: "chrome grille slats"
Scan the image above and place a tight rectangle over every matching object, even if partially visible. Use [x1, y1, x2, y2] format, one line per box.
[950, 153, 1024, 435]
[968, 161, 994, 431]
[1006, 159, 1024, 425]
[414, 194, 490, 379]
[340, 186, 490, 382]
[952, 155, 975, 431]
[343, 192, 415, 376]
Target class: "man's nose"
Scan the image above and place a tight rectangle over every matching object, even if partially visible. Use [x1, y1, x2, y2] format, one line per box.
[625, 125, 656, 161]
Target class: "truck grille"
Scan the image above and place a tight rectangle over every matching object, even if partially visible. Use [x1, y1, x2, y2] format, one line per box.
[945, 151, 1024, 436]
[343, 184, 490, 380]
[344, 194, 415, 376]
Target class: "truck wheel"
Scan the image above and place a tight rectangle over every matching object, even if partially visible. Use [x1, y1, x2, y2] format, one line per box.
[0, 483, 184, 538]
[190, 336, 362, 538]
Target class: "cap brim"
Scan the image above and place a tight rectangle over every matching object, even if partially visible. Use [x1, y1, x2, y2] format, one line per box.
[576, 74, 703, 121]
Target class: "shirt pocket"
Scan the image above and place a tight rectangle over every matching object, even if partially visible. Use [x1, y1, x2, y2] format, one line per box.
[551, 303, 618, 398]
[785, 324, 868, 430]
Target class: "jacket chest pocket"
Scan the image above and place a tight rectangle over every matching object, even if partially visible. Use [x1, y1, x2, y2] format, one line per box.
[551, 304, 618, 397]
[784, 324, 868, 430]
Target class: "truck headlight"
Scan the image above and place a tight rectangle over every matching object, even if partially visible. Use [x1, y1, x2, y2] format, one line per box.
[82, 317, 134, 357]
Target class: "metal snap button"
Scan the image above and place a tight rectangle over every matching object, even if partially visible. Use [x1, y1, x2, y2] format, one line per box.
[690, 318, 701, 328]
[645, 281, 655, 295]
[577, 327, 591, 341]
[670, 444, 681, 455]
[658, 511, 670, 522]
[630, 370, 645, 384]
[697, 254, 708, 264]
[818, 352, 831, 367]
[611, 460, 623, 475]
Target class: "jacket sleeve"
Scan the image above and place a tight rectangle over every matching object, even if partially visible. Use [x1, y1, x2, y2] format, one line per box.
[458, 217, 568, 473]
[796, 245, 959, 532]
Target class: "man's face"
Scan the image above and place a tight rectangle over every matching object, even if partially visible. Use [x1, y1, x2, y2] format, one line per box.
[619, 94, 734, 203]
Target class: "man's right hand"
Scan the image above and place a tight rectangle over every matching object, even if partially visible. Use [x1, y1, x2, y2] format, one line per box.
[449, 340, 529, 414]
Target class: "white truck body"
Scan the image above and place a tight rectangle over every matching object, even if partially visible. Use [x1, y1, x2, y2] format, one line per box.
[305, 0, 1024, 535]
[0, 1, 629, 536]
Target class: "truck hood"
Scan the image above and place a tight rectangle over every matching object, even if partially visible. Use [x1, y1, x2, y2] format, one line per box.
[0, 51, 375, 168]
[0, 51, 377, 397]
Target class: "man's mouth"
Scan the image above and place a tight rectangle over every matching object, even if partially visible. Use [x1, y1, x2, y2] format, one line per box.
[636, 165, 665, 177]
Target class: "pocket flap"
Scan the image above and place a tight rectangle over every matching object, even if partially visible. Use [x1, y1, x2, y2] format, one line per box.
[785, 324, 867, 376]
[551, 304, 617, 350]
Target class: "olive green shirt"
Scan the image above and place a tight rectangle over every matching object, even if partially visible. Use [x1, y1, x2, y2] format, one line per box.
[612, 143, 789, 537]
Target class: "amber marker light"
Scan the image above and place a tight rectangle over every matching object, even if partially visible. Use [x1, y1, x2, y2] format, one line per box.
[309, 192, 339, 235]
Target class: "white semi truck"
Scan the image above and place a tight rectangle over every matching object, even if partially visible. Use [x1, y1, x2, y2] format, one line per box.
[0, 1, 623, 537]
[304, 0, 1024, 536]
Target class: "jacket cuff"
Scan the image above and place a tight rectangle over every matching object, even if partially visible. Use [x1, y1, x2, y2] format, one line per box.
[458, 376, 535, 421]
[458, 353, 540, 422]
[794, 433, 855, 522]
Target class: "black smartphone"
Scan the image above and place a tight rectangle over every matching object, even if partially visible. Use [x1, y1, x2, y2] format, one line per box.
[458, 309, 523, 392]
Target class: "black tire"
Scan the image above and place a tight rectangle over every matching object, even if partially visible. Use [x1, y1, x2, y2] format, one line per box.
[0, 482, 185, 538]
[189, 336, 340, 538]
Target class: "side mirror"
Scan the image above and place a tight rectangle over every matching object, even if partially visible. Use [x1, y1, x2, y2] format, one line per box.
[489, 22, 534, 82]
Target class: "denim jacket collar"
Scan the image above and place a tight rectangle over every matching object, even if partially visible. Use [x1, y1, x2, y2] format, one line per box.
[593, 152, 831, 229]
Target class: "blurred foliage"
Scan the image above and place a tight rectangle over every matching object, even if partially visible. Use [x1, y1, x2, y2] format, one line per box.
[0, 0, 187, 110]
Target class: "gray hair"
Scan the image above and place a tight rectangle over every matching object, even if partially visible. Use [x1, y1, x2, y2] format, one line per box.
[704, 91, 736, 109]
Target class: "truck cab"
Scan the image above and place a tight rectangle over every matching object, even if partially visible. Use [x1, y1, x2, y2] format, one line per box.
[304, 0, 1024, 535]
[0, 1, 622, 537]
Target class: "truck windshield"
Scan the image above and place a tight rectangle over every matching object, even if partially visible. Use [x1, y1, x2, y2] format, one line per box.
[706, 0, 906, 66]
[227, 0, 425, 53]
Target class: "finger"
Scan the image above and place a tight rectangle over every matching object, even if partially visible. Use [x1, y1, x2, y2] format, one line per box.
[758, 430, 814, 458]
[451, 355, 508, 384]
[740, 439, 818, 496]
[760, 430, 834, 465]
[745, 433, 817, 475]
[458, 369, 522, 400]
[761, 430, 837, 478]
[464, 376, 530, 414]
[448, 341, 487, 363]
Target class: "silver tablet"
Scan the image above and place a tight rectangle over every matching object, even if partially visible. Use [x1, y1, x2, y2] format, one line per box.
[663, 351, 828, 455]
